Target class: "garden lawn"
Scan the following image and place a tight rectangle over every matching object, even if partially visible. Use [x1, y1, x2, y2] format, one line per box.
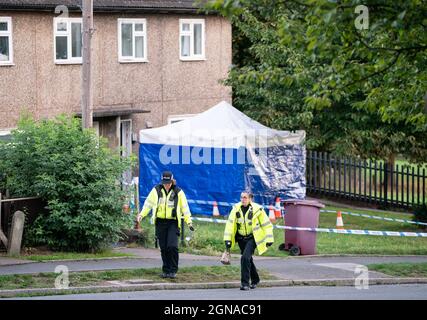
[139, 205, 427, 256]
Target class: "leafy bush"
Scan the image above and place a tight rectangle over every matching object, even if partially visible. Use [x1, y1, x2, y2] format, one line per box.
[0, 115, 135, 252]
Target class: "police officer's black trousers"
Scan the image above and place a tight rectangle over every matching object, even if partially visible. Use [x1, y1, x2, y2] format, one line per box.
[155, 218, 179, 274]
[236, 234, 260, 287]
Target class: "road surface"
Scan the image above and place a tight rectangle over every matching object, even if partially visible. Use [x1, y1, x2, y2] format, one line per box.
[7, 284, 427, 300]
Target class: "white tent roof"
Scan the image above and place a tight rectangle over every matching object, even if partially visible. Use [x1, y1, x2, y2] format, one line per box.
[140, 101, 305, 148]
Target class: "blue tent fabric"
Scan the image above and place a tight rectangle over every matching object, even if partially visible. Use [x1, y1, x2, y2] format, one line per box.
[139, 144, 246, 215]
[139, 101, 306, 216]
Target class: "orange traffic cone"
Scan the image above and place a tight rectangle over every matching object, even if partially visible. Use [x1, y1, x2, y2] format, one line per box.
[212, 201, 220, 217]
[274, 197, 281, 218]
[336, 211, 344, 229]
[269, 205, 276, 223]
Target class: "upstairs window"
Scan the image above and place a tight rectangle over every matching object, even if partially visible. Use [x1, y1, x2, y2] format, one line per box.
[0, 17, 13, 65]
[179, 19, 205, 61]
[54, 18, 82, 64]
[118, 19, 147, 62]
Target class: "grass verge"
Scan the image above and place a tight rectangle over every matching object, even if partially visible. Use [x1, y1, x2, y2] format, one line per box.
[0, 266, 275, 291]
[2, 249, 135, 262]
[368, 262, 427, 278]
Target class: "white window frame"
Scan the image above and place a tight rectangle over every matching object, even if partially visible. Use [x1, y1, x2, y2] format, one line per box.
[179, 19, 205, 61]
[53, 17, 83, 64]
[93, 121, 100, 136]
[118, 18, 148, 63]
[0, 17, 13, 66]
[167, 114, 196, 125]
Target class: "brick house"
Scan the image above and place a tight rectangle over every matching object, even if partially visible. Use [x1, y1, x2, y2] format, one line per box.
[0, 0, 232, 170]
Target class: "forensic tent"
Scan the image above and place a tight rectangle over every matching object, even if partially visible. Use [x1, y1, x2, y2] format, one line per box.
[139, 101, 306, 215]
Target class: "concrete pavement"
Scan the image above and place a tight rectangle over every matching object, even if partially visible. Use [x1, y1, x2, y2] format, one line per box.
[1, 248, 427, 298]
[1, 248, 427, 279]
[10, 284, 427, 300]
[0, 256, 33, 266]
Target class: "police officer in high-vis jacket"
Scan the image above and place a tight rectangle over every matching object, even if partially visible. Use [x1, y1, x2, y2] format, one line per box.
[223, 191, 274, 290]
[137, 171, 194, 279]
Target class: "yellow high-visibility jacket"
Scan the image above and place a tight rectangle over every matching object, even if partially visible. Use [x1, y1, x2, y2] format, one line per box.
[223, 202, 274, 255]
[139, 185, 192, 231]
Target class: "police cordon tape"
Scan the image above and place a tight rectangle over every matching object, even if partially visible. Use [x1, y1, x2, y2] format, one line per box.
[186, 199, 427, 226]
[141, 197, 427, 226]
[320, 209, 427, 226]
[190, 216, 427, 238]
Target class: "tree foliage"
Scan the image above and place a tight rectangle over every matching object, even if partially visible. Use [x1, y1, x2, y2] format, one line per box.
[0, 115, 135, 252]
[204, 0, 427, 163]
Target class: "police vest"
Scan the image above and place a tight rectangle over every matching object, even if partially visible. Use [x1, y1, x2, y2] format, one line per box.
[235, 205, 254, 236]
[154, 184, 181, 219]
